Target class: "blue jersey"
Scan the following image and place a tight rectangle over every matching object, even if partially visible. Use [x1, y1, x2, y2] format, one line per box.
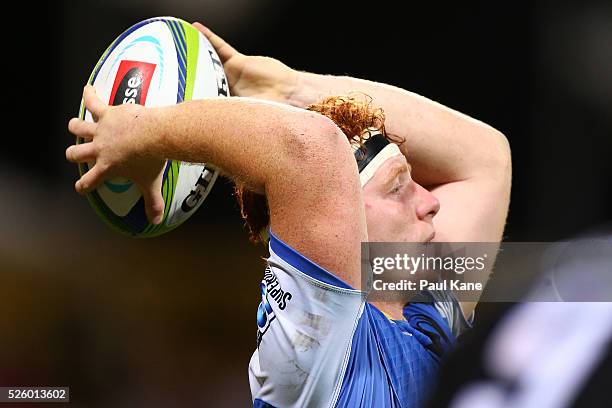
[249, 231, 470, 408]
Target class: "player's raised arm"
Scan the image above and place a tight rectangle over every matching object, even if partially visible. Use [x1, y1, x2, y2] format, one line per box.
[67, 85, 367, 288]
[193, 24, 511, 319]
[286, 75, 511, 318]
[288, 74, 512, 243]
[193, 24, 510, 244]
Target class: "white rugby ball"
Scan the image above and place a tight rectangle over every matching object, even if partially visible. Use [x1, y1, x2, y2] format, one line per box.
[77, 17, 229, 237]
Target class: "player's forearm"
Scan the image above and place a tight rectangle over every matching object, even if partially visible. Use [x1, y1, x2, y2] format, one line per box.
[287, 72, 510, 186]
[145, 97, 337, 193]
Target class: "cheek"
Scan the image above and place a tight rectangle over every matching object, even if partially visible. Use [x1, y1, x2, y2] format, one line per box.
[365, 197, 423, 241]
[379, 198, 417, 222]
[365, 199, 406, 238]
[364, 200, 387, 238]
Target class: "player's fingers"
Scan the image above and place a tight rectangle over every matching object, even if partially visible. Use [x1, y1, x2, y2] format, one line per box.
[192, 22, 239, 63]
[137, 178, 165, 225]
[75, 163, 107, 195]
[68, 117, 95, 140]
[66, 142, 97, 164]
[82, 84, 107, 121]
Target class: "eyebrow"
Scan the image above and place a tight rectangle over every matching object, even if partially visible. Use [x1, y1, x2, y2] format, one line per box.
[381, 161, 410, 187]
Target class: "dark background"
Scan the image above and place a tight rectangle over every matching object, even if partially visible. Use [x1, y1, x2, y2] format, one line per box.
[2, 0, 611, 406]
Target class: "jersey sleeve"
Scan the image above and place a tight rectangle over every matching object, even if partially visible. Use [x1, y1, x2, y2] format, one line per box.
[249, 230, 366, 408]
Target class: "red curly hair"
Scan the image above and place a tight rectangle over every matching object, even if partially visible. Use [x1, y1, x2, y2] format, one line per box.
[235, 94, 402, 243]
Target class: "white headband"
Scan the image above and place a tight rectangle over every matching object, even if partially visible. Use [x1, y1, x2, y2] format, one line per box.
[351, 130, 402, 187]
[359, 143, 402, 186]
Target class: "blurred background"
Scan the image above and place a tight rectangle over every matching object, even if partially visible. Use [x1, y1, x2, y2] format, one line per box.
[2, 0, 611, 406]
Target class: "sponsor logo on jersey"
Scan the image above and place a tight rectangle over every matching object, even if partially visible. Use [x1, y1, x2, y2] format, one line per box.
[256, 266, 293, 347]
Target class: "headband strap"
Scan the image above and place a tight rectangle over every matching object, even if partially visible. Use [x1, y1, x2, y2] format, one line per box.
[353, 133, 402, 187]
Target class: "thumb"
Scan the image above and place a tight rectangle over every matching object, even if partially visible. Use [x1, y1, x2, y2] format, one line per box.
[138, 177, 165, 225]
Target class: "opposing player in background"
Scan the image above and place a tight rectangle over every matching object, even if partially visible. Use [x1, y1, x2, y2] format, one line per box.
[66, 22, 511, 407]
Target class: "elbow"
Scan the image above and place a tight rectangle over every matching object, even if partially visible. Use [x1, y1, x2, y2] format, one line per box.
[488, 129, 512, 185]
[495, 130, 512, 174]
[281, 111, 351, 168]
[271, 111, 358, 196]
[493, 130, 512, 171]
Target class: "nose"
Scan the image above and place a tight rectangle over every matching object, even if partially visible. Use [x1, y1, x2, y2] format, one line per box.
[415, 183, 440, 220]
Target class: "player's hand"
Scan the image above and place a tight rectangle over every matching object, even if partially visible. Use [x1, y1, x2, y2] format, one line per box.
[192, 22, 299, 103]
[66, 85, 166, 225]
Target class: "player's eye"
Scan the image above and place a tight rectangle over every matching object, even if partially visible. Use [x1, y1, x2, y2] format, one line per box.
[389, 181, 403, 195]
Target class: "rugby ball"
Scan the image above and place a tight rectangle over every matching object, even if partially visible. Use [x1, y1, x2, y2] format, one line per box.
[77, 17, 229, 237]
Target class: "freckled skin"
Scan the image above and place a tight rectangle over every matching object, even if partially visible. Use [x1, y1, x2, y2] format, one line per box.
[363, 155, 439, 244]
